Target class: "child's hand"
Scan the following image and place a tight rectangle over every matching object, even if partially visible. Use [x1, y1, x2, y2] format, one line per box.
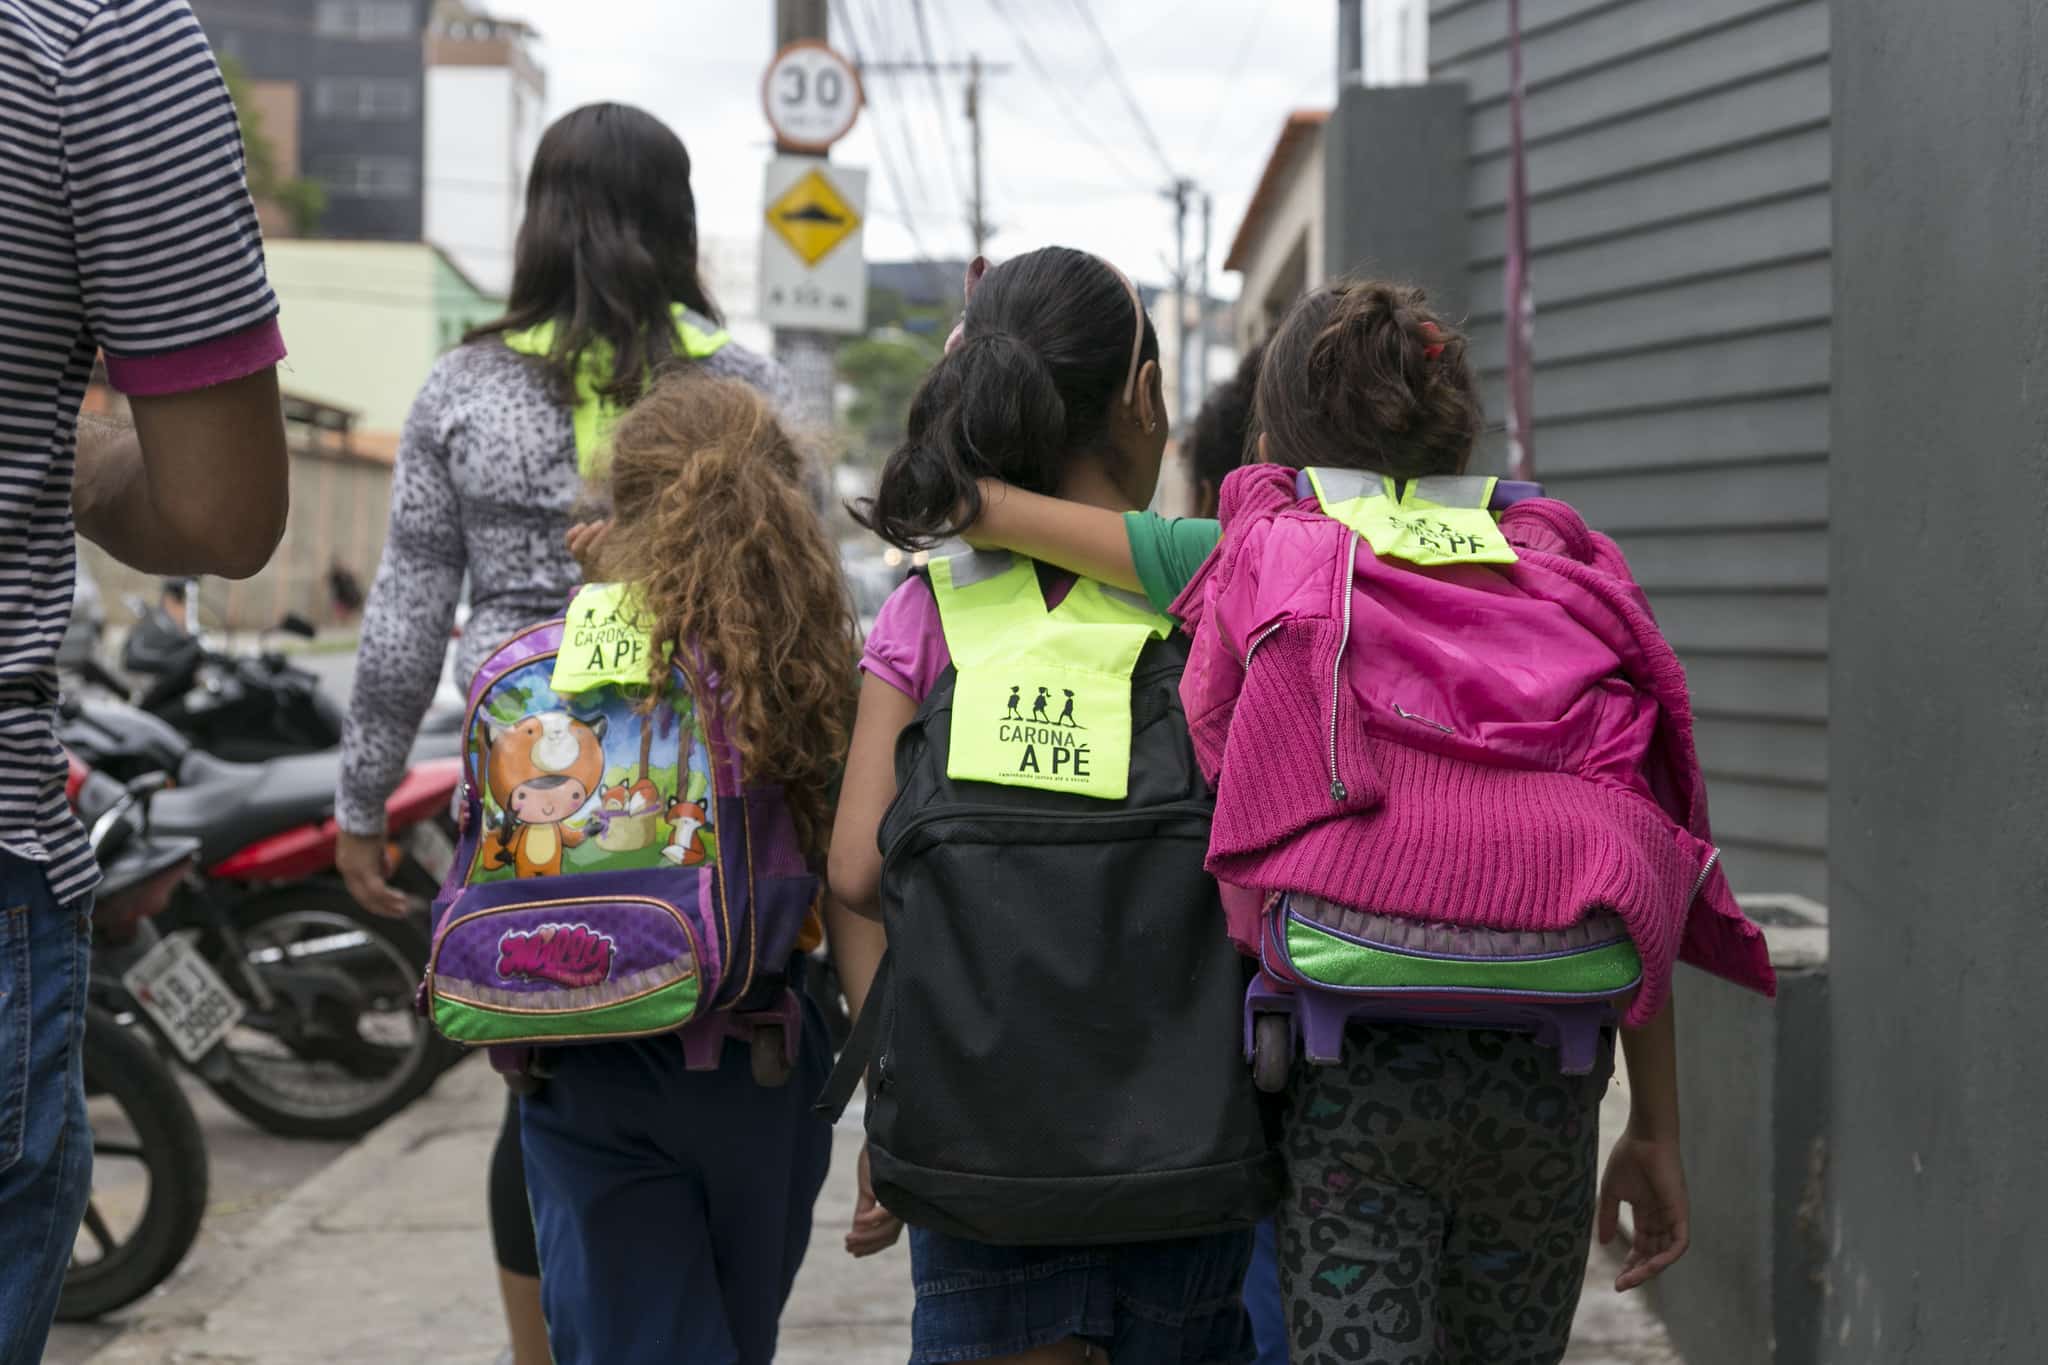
[846, 1141, 905, 1258]
[1597, 1134, 1690, 1291]
[565, 519, 613, 573]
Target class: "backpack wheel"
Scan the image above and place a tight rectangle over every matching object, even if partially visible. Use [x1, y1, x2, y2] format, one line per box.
[751, 1023, 792, 1087]
[1252, 1013, 1293, 1093]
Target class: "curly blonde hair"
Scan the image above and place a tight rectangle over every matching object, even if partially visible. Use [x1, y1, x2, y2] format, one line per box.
[591, 372, 858, 857]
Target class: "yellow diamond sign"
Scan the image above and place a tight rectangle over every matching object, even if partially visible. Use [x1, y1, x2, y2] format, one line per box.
[766, 168, 861, 266]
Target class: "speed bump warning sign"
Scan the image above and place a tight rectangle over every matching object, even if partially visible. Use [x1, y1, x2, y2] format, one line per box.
[765, 167, 862, 266]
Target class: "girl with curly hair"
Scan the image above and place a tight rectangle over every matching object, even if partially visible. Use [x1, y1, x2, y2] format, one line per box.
[522, 371, 883, 1365]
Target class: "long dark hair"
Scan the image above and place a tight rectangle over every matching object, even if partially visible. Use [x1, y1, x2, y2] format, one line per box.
[1254, 280, 1483, 478]
[855, 246, 1157, 550]
[467, 103, 720, 406]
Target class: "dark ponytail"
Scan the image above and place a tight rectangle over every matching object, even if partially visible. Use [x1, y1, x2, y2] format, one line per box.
[856, 246, 1157, 550]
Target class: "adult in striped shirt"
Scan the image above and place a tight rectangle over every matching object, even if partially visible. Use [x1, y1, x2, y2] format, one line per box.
[1, 1, 289, 1354]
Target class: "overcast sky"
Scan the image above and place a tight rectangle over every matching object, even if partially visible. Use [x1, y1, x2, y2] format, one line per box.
[480, 0, 1338, 303]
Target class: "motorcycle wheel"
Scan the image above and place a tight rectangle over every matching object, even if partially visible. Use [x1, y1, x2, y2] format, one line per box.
[59, 1009, 209, 1322]
[206, 883, 459, 1140]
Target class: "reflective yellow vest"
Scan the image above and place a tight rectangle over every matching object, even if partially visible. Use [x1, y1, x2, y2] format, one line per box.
[1304, 467, 1518, 567]
[927, 551, 1169, 801]
[503, 304, 731, 479]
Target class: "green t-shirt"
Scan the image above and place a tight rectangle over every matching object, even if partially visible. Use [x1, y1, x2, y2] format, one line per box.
[1123, 511, 1221, 617]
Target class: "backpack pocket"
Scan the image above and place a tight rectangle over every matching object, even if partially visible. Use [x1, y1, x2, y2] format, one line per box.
[1269, 894, 1642, 1001]
[427, 869, 708, 1046]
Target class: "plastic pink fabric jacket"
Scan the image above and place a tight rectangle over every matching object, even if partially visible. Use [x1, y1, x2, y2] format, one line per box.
[1171, 466, 1776, 1024]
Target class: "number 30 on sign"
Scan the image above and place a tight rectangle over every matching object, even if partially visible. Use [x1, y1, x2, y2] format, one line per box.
[762, 41, 862, 152]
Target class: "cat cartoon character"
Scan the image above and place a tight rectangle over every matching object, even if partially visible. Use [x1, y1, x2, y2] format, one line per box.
[660, 800, 709, 867]
[481, 711, 607, 878]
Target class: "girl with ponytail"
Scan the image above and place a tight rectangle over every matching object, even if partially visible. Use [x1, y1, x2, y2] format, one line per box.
[829, 247, 1261, 1365]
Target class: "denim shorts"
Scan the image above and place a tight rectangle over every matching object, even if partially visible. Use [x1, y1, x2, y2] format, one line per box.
[908, 1226, 1256, 1365]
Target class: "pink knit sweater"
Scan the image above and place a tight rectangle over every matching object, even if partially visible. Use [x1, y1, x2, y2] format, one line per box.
[1171, 466, 1776, 1024]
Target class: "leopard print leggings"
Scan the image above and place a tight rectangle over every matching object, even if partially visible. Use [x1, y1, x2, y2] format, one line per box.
[1278, 1025, 1613, 1365]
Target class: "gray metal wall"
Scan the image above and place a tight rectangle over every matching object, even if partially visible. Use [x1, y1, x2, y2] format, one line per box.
[1825, 0, 2048, 1356]
[1429, 0, 1832, 898]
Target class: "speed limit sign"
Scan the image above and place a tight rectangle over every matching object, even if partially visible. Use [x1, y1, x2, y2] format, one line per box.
[762, 41, 862, 153]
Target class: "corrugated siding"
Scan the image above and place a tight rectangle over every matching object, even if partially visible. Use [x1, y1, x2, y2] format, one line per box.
[1431, 0, 1830, 900]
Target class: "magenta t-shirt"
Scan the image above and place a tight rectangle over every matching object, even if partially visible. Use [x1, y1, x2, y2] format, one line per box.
[860, 571, 1078, 703]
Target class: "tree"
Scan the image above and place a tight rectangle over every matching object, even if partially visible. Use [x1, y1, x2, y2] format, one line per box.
[218, 56, 326, 237]
[839, 329, 940, 465]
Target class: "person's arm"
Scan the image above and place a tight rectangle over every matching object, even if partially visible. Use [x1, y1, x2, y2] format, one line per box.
[1598, 998, 1690, 1291]
[335, 366, 469, 917]
[825, 893, 887, 1022]
[827, 673, 918, 922]
[73, 371, 287, 578]
[967, 480, 1140, 591]
[827, 673, 917, 1258]
[61, 5, 288, 579]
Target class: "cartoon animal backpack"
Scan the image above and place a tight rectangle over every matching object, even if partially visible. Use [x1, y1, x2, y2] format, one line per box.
[1236, 471, 1651, 1088]
[817, 551, 1283, 1246]
[423, 583, 818, 1087]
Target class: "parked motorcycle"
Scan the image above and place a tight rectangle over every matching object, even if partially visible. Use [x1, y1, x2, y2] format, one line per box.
[64, 722, 468, 1140]
[59, 761, 209, 1321]
[117, 597, 346, 762]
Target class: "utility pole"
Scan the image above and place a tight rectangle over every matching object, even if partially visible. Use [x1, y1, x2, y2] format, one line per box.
[1166, 177, 1193, 424]
[966, 54, 987, 257]
[772, 0, 835, 435]
[857, 56, 1010, 260]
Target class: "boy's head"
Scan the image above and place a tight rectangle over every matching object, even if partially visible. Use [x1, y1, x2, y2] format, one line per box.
[1255, 280, 1483, 480]
[1186, 344, 1263, 519]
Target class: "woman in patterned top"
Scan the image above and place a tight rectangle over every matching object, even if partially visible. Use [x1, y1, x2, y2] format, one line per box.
[333, 103, 795, 1365]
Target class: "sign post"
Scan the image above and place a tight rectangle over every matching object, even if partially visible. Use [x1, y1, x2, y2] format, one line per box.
[759, 35, 863, 437]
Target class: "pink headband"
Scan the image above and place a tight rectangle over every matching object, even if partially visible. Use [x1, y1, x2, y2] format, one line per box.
[944, 254, 1147, 406]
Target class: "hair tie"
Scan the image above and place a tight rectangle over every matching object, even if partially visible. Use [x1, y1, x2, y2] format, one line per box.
[1420, 321, 1446, 363]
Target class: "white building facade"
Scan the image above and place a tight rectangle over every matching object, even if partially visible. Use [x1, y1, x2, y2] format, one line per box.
[422, 1, 544, 297]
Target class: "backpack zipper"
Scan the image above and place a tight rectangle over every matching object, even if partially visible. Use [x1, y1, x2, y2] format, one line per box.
[884, 801, 1216, 855]
[1328, 529, 1359, 802]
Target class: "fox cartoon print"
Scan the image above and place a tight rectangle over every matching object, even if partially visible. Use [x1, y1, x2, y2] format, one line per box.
[482, 711, 607, 877]
[661, 800, 708, 867]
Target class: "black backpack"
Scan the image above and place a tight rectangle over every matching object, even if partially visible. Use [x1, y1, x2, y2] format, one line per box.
[819, 620, 1283, 1246]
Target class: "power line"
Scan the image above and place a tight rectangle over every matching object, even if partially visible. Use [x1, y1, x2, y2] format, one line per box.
[904, 0, 972, 200]
[1061, 0, 1176, 180]
[981, 0, 1149, 186]
[827, 0, 943, 262]
[854, 0, 939, 215]
[1191, 0, 1272, 157]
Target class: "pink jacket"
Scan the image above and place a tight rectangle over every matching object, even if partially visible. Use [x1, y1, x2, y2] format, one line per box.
[1171, 465, 1775, 1023]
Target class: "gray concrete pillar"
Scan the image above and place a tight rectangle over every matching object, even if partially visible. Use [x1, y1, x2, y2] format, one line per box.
[1320, 82, 1470, 320]
[1825, 1, 2048, 1358]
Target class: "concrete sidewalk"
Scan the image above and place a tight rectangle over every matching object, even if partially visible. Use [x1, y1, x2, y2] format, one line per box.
[87, 1055, 1678, 1364]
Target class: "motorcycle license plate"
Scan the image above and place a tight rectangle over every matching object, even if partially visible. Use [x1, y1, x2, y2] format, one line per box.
[122, 933, 245, 1064]
[405, 820, 456, 883]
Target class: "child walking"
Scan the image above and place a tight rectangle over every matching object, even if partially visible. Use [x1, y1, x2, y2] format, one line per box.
[962, 280, 1777, 1363]
[519, 373, 883, 1365]
[829, 246, 1268, 1365]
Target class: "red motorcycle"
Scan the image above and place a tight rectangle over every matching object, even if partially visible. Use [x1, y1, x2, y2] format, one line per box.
[86, 747, 466, 1140]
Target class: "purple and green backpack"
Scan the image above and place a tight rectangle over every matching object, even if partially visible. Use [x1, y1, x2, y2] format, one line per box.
[424, 584, 817, 1082]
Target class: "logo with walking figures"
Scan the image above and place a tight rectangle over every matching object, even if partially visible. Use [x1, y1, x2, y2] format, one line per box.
[496, 922, 617, 989]
[996, 681, 1091, 781]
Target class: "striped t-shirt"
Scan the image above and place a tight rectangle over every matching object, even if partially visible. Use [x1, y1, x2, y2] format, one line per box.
[2, 0, 285, 901]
